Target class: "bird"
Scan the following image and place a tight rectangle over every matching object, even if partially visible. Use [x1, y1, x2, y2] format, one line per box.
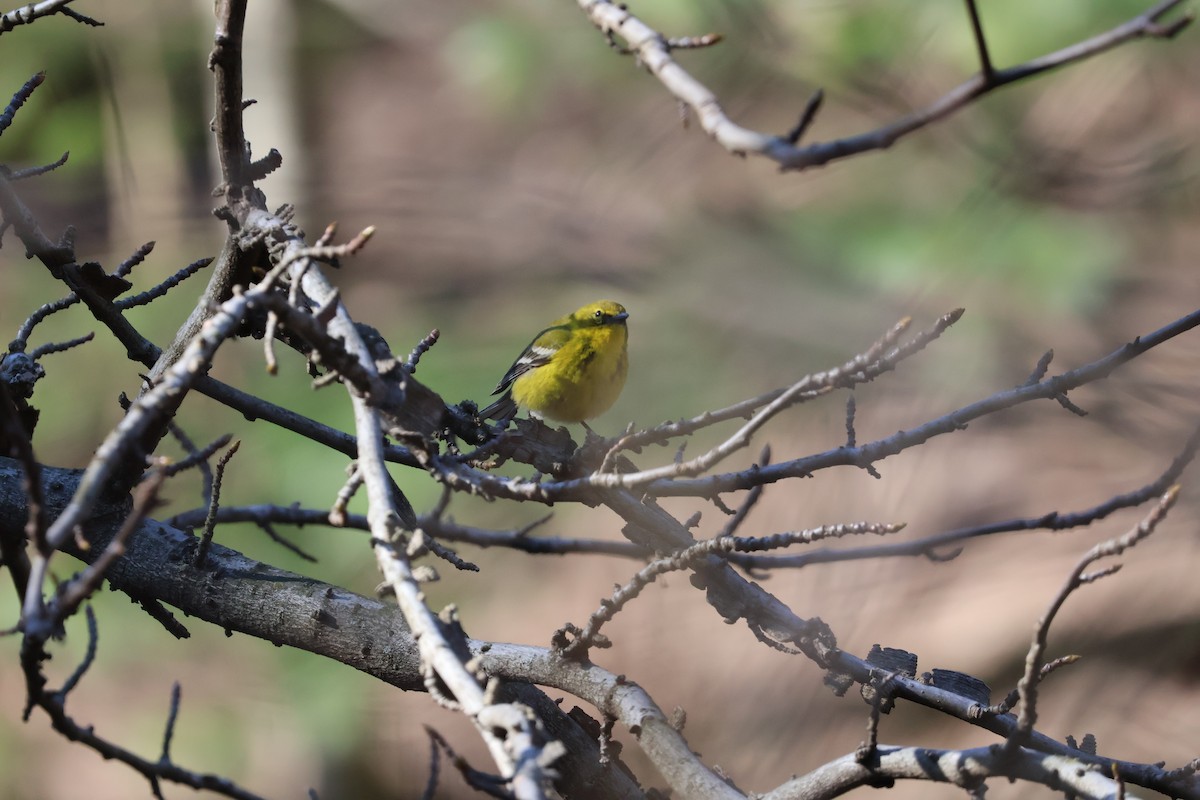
[480, 299, 629, 424]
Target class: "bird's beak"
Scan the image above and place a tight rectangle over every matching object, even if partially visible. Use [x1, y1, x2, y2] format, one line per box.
[613, 311, 629, 323]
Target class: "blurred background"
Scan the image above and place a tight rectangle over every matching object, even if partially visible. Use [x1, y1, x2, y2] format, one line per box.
[1, 0, 1198, 797]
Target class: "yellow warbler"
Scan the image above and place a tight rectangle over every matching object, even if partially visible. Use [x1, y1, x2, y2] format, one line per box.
[481, 300, 629, 423]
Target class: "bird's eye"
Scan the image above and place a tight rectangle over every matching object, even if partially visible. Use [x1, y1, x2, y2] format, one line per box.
[593, 309, 604, 322]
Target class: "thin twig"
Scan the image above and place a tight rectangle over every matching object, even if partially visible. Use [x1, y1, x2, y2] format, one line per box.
[115, 257, 213, 310]
[194, 441, 240, 568]
[7, 150, 69, 181]
[114, 241, 156, 278]
[964, 0, 995, 80]
[329, 463, 362, 527]
[20, 611, 262, 799]
[29, 332, 93, 361]
[256, 520, 318, 562]
[1008, 486, 1180, 750]
[54, 604, 98, 699]
[9, 293, 79, 353]
[0, 72, 45, 134]
[405, 329, 440, 373]
[160, 682, 182, 765]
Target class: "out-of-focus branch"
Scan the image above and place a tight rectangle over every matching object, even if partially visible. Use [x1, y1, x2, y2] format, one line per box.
[0, 71, 45, 135]
[577, 0, 1193, 171]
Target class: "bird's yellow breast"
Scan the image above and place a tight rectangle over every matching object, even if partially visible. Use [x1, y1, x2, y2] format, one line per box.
[511, 322, 628, 423]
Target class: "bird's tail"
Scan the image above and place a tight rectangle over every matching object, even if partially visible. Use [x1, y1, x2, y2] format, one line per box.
[479, 391, 518, 422]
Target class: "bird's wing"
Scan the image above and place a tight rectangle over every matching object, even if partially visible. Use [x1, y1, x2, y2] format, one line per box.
[491, 324, 570, 394]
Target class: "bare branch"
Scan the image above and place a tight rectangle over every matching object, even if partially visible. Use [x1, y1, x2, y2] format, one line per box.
[0, 1, 101, 34]
[647, 307, 1200, 497]
[597, 311, 936, 466]
[115, 256, 213, 310]
[405, 328, 440, 374]
[7, 150, 68, 180]
[21, 282, 262, 631]
[329, 463, 362, 527]
[9, 293, 79, 353]
[28, 332, 93, 360]
[761, 744, 1136, 800]
[731, 425, 1200, 569]
[159, 682, 182, 765]
[555, 516, 902, 661]
[159, 430, 230, 508]
[481, 641, 744, 800]
[209, 0, 559, 771]
[114, 240, 155, 278]
[577, 0, 1192, 171]
[963, 0, 994, 80]
[53, 604, 97, 700]
[209, 0, 251, 195]
[0, 72, 44, 134]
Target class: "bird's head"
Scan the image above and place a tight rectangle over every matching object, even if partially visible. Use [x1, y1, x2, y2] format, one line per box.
[574, 300, 628, 328]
